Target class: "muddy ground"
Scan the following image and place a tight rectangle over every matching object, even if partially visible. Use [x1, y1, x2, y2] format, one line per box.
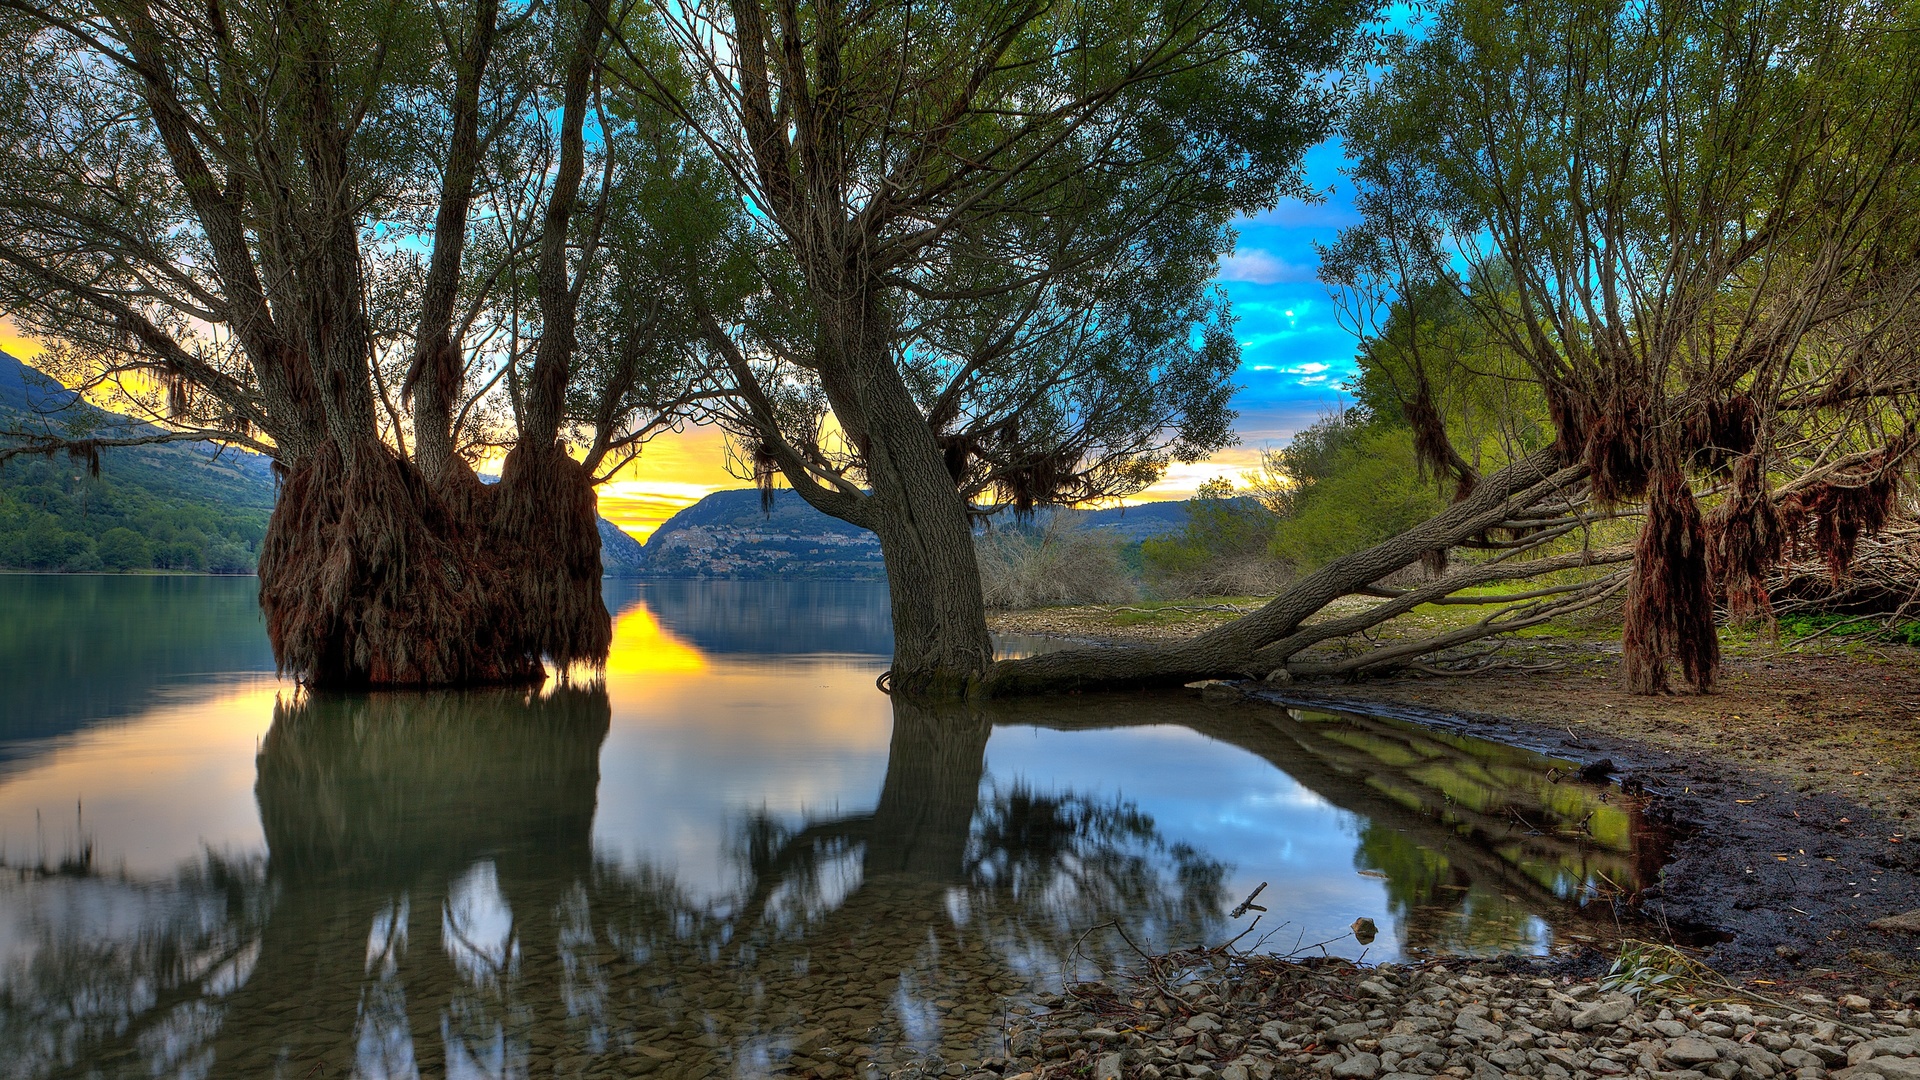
[988, 605, 1920, 994]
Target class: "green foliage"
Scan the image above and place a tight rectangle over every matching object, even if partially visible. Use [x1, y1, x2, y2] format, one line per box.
[0, 456, 267, 573]
[1140, 486, 1283, 597]
[1776, 614, 1920, 648]
[1268, 414, 1448, 573]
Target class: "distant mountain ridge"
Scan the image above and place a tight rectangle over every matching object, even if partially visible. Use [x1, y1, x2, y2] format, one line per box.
[635, 487, 1198, 579]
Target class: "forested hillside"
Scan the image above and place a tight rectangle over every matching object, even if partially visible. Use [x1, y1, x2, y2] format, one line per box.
[0, 350, 275, 571]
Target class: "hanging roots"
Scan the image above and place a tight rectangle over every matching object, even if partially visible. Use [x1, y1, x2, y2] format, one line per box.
[1403, 389, 1476, 500]
[491, 441, 613, 670]
[1705, 451, 1785, 624]
[1687, 392, 1759, 470]
[751, 440, 780, 515]
[259, 441, 610, 688]
[1780, 460, 1901, 585]
[1623, 469, 1718, 694]
[1581, 383, 1655, 506]
[64, 440, 101, 477]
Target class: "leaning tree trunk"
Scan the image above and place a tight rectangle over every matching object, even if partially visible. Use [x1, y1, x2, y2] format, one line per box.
[865, 437, 996, 697]
[982, 448, 1590, 695]
[257, 440, 610, 688]
[832, 327, 995, 697]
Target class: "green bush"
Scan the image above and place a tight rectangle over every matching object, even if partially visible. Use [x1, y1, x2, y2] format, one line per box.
[1269, 425, 1447, 573]
[96, 527, 152, 570]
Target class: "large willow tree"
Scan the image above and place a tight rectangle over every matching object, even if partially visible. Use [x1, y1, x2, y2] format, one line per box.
[623, 0, 1369, 695]
[0, 0, 717, 684]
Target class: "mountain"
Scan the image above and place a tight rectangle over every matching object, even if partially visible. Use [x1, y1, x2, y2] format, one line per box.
[639, 488, 886, 579]
[0, 350, 638, 574]
[598, 518, 649, 575]
[0, 350, 278, 571]
[635, 487, 1199, 578]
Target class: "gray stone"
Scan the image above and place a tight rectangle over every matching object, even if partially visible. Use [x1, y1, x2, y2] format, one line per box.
[1590, 1058, 1628, 1076]
[1096, 1053, 1126, 1080]
[1784, 1052, 1827, 1071]
[1454, 1014, 1504, 1042]
[1655, 1022, 1695, 1039]
[1191, 1016, 1225, 1034]
[1327, 1026, 1375, 1048]
[1850, 1039, 1920, 1066]
[1666, 1040, 1723, 1067]
[1380, 1074, 1431, 1080]
[1574, 1001, 1635, 1031]
[1381, 1037, 1439, 1057]
[1840, 1062, 1920, 1080]
[1085, 1029, 1124, 1044]
[1332, 1054, 1382, 1080]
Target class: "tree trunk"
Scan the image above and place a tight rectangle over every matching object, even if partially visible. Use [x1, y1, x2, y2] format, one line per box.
[865, 441, 996, 697]
[824, 310, 995, 697]
[257, 441, 610, 688]
[982, 449, 1585, 695]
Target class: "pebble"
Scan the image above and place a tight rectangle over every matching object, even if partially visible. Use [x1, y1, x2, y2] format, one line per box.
[988, 954, 1920, 1080]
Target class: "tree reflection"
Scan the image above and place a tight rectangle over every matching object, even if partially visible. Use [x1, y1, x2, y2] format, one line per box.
[1010, 694, 1662, 957]
[0, 690, 1229, 1079]
[0, 688, 1663, 1079]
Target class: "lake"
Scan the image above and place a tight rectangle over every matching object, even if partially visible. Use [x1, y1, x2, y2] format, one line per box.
[0, 575, 1658, 1079]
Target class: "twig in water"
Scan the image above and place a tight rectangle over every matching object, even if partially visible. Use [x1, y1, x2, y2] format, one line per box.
[1230, 881, 1269, 918]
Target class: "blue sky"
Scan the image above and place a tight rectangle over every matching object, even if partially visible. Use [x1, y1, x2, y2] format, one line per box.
[1134, 139, 1364, 497]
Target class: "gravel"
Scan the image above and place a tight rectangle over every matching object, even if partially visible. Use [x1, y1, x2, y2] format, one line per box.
[928, 956, 1920, 1080]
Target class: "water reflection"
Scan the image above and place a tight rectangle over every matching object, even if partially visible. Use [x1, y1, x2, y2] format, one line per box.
[0, 579, 1667, 1079]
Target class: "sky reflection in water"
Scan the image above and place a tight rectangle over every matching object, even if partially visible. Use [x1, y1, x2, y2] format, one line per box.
[0, 576, 1652, 1079]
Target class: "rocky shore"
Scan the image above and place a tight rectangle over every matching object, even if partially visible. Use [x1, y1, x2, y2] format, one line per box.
[964, 953, 1920, 1080]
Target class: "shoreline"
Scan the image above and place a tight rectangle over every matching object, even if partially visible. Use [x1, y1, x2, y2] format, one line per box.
[987, 606, 1920, 979]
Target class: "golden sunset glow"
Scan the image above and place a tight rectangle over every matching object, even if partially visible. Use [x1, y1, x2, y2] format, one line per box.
[1, 319, 45, 361]
[601, 599, 708, 675]
[597, 425, 740, 542]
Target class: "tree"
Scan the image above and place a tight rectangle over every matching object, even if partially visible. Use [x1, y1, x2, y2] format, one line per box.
[624, 0, 1368, 694]
[994, 0, 1920, 697]
[0, 0, 715, 685]
[95, 526, 150, 570]
[1321, 0, 1920, 692]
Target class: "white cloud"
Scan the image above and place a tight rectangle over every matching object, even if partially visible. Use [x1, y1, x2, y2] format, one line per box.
[1217, 249, 1318, 285]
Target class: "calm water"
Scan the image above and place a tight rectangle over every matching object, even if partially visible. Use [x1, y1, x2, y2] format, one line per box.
[0, 575, 1658, 1079]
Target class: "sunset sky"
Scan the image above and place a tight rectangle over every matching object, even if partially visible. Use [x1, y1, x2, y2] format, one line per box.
[2, 143, 1365, 542]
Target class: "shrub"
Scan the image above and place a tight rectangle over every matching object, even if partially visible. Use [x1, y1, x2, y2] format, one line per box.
[96, 527, 152, 571]
[976, 513, 1137, 610]
[1140, 480, 1288, 598]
